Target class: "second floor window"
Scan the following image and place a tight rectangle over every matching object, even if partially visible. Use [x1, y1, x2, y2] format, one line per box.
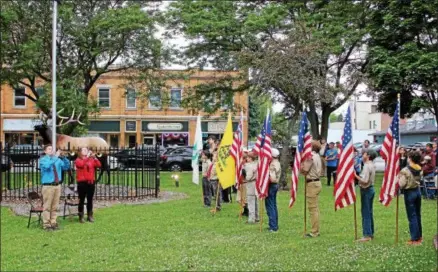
[14, 88, 26, 107]
[126, 89, 136, 109]
[170, 88, 182, 108]
[98, 88, 110, 108]
[149, 91, 162, 109]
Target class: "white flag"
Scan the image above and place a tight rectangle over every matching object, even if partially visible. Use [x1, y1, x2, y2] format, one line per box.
[192, 115, 203, 184]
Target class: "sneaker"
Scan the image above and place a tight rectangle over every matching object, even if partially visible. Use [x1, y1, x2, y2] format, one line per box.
[43, 227, 53, 232]
[203, 205, 211, 208]
[305, 233, 320, 238]
[269, 229, 278, 233]
[356, 237, 372, 242]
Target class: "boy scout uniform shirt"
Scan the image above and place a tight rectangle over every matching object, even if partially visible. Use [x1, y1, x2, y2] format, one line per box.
[202, 160, 211, 177]
[359, 161, 375, 189]
[269, 159, 281, 183]
[244, 161, 257, 182]
[308, 152, 322, 180]
[399, 165, 421, 190]
[210, 162, 218, 180]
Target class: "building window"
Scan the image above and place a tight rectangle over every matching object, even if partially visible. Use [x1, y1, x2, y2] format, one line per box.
[126, 89, 136, 109]
[109, 134, 119, 148]
[371, 105, 378, 113]
[149, 91, 162, 109]
[98, 88, 110, 108]
[373, 120, 377, 129]
[170, 88, 182, 108]
[125, 120, 136, 132]
[369, 121, 372, 129]
[13, 88, 26, 107]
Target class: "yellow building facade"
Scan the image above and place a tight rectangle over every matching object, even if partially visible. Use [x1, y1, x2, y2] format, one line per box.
[0, 70, 248, 148]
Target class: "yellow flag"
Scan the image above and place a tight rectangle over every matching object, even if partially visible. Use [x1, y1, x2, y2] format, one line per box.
[216, 113, 236, 189]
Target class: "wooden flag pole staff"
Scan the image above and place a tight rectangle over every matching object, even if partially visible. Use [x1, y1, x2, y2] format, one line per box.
[303, 175, 307, 236]
[354, 199, 358, 240]
[259, 199, 264, 232]
[395, 193, 399, 244]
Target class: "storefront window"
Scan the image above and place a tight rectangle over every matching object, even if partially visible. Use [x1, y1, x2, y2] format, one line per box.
[109, 134, 119, 148]
[5, 133, 35, 146]
[159, 133, 188, 147]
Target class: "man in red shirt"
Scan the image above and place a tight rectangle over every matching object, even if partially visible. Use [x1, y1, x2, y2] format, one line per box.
[421, 143, 436, 176]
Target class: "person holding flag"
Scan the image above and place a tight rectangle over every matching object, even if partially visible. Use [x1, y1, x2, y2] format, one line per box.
[201, 152, 212, 207]
[300, 140, 323, 238]
[266, 148, 281, 232]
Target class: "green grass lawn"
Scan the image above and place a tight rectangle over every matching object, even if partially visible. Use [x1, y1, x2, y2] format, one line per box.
[1, 172, 437, 271]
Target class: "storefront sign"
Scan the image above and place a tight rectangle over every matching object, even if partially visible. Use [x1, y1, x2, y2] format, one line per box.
[202, 122, 238, 133]
[3, 119, 42, 131]
[88, 121, 120, 132]
[125, 121, 136, 132]
[142, 121, 188, 132]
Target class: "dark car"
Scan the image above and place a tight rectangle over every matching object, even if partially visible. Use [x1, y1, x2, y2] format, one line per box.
[1, 153, 13, 172]
[7, 145, 43, 165]
[160, 146, 194, 172]
[112, 145, 163, 169]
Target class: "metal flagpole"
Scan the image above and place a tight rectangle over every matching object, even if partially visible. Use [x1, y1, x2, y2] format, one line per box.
[395, 93, 401, 245]
[51, 0, 57, 151]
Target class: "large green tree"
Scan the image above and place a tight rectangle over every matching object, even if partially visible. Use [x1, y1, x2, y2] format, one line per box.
[1, 0, 164, 134]
[367, 0, 438, 124]
[166, 0, 371, 139]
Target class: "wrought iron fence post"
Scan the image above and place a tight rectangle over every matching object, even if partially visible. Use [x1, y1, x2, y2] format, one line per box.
[134, 143, 138, 199]
[155, 144, 160, 198]
[0, 141, 3, 202]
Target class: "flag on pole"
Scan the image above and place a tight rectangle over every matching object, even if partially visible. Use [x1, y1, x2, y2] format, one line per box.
[217, 113, 236, 189]
[230, 111, 244, 189]
[289, 112, 312, 208]
[334, 106, 356, 210]
[255, 110, 272, 199]
[379, 101, 400, 206]
[192, 115, 203, 185]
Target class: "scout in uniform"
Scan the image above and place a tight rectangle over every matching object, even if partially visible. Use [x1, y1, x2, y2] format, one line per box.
[201, 152, 212, 207]
[301, 140, 323, 238]
[208, 150, 221, 211]
[237, 150, 249, 217]
[244, 152, 258, 223]
[266, 148, 281, 232]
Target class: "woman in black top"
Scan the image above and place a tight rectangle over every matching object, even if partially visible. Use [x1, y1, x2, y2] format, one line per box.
[399, 147, 408, 169]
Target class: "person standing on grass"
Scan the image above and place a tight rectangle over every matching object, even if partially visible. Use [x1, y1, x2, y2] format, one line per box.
[319, 137, 328, 177]
[399, 147, 408, 170]
[244, 152, 258, 224]
[40, 145, 70, 231]
[399, 151, 423, 245]
[75, 147, 101, 223]
[354, 149, 377, 242]
[208, 150, 221, 212]
[266, 148, 281, 232]
[301, 140, 323, 238]
[325, 142, 338, 186]
[201, 151, 212, 207]
[237, 151, 249, 217]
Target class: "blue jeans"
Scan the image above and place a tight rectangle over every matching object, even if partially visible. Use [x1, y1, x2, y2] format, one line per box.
[403, 188, 422, 241]
[360, 186, 375, 237]
[265, 183, 279, 231]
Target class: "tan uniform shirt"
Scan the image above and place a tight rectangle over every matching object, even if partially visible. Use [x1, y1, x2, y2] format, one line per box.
[359, 161, 375, 189]
[269, 159, 281, 183]
[306, 152, 322, 180]
[202, 159, 211, 177]
[210, 162, 218, 180]
[399, 166, 421, 190]
[244, 161, 257, 183]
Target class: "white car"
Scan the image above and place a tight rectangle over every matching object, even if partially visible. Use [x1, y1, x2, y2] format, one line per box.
[373, 156, 385, 172]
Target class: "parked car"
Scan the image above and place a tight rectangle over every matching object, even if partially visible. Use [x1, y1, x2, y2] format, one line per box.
[160, 146, 194, 172]
[112, 146, 161, 169]
[407, 142, 430, 152]
[373, 156, 385, 172]
[7, 145, 43, 165]
[1, 153, 13, 172]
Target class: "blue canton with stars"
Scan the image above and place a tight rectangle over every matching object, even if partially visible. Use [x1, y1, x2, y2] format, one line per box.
[297, 112, 309, 153]
[342, 106, 352, 149]
[259, 113, 272, 147]
[391, 102, 400, 144]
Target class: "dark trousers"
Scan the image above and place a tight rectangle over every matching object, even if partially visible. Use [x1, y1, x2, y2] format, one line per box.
[265, 183, 279, 231]
[202, 177, 211, 206]
[327, 166, 337, 186]
[360, 186, 375, 238]
[77, 182, 95, 213]
[210, 180, 222, 209]
[403, 188, 422, 241]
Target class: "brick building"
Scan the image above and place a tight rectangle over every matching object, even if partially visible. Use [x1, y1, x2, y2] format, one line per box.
[0, 70, 248, 148]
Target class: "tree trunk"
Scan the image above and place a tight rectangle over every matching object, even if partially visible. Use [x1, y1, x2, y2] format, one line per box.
[279, 115, 298, 190]
[307, 102, 320, 139]
[320, 105, 331, 140]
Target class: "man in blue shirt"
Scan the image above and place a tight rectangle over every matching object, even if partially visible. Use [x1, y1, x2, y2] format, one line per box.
[325, 142, 338, 186]
[40, 145, 70, 231]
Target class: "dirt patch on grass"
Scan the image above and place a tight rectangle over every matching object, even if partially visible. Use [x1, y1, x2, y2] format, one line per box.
[1, 191, 188, 217]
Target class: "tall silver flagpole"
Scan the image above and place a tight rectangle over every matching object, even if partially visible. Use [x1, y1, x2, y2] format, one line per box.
[52, 0, 57, 151]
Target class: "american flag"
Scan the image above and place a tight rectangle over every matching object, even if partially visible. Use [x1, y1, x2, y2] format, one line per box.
[230, 111, 244, 189]
[255, 110, 272, 198]
[334, 106, 356, 210]
[289, 112, 312, 208]
[379, 101, 400, 206]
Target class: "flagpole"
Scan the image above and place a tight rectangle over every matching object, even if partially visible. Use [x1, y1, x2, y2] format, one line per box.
[259, 198, 264, 232]
[395, 93, 401, 245]
[51, 0, 58, 151]
[212, 181, 221, 216]
[354, 200, 358, 240]
[304, 175, 307, 236]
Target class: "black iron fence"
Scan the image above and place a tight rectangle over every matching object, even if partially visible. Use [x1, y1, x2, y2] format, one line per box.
[0, 142, 160, 200]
